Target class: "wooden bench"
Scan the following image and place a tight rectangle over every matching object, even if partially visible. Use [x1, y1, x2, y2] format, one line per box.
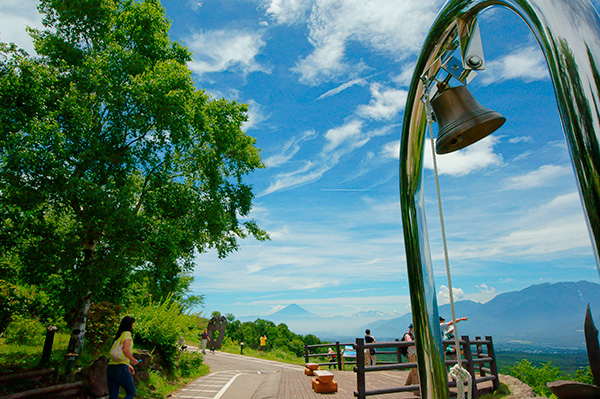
[304, 363, 319, 376]
[311, 369, 338, 393]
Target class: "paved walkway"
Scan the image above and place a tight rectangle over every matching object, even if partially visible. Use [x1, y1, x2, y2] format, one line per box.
[169, 349, 528, 399]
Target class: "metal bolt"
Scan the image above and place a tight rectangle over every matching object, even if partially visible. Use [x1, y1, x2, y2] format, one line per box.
[466, 55, 483, 68]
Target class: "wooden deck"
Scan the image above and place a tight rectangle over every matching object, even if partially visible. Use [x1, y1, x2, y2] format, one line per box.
[278, 368, 422, 398]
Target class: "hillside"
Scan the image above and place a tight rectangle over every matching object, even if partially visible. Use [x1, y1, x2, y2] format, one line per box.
[237, 281, 600, 350]
[371, 281, 600, 350]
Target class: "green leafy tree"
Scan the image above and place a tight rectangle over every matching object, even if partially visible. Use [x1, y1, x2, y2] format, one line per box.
[0, 0, 267, 358]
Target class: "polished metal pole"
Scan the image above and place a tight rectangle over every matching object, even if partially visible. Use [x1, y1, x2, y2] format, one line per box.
[400, 1, 600, 397]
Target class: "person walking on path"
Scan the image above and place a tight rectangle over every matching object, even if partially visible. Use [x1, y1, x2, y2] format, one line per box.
[259, 334, 267, 355]
[107, 316, 141, 399]
[364, 328, 377, 366]
[403, 324, 419, 396]
[200, 329, 210, 354]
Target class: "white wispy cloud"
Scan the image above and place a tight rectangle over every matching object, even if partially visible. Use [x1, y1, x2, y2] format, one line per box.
[357, 83, 408, 120]
[292, 0, 441, 85]
[0, 0, 44, 54]
[381, 135, 503, 177]
[263, 0, 314, 25]
[393, 63, 418, 87]
[381, 140, 400, 159]
[317, 76, 370, 100]
[243, 100, 269, 131]
[424, 135, 503, 176]
[476, 284, 496, 294]
[445, 192, 591, 261]
[502, 164, 571, 190]
[261, 160, 332, 195]
[263, 129, 318, 167]
[481, 46, 548, 85]
[324, 120, 366, 151]
[187, 29, 269, 76]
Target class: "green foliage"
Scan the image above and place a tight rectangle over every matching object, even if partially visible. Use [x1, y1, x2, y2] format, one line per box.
[503, 359, 564, 398]
[573, 366, 594, 385]
[0, 279, 64, 334]
[3, 315, 45, 345]
[0, 0, 267, 337]
[86, 301, 123, 355]
[222, 315, 322, 359]
[129, 295, 196, 370]
[496, 350, 589, 376]
[176, 351, 205, 378]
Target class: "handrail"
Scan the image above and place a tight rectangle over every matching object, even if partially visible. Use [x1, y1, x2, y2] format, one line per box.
[353, 335, 499, 399]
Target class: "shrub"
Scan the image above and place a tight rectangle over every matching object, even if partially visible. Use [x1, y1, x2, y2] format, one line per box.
[4, 315, 45, 345]
[86, 302, 123, 355]
[573, 366, 594, 385]
[503, 359, 564, 398]
[128, 294, 195, 370]
[176, 351, 204, 377]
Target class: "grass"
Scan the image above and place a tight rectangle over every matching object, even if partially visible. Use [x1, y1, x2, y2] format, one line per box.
[0, 333, 209, 398]
[0, 333, 72, 373]
[219, 340, 305, 365]
[479, 382, 511, 399]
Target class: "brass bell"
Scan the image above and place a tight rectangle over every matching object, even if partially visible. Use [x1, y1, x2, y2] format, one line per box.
[431, 84, 506, 154]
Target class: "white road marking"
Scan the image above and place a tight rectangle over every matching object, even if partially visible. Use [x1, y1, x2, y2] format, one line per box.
[213, 373, 244, 399]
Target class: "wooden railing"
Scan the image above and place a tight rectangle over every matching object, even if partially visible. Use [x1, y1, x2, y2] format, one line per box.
[353, 335, 499, 399]
[304, 341, 354, 370]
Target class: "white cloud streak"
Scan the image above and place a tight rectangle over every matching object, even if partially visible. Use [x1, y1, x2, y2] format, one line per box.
[317, 76, 369, 100]
[502, 164, 571, 190]
[263, 0, 314, 25]
[357, 83, 408, 121]
[380, 136, 504, 177]
[263, 129, 318, 167]
[481, 46, 549, 85]
[187, 29, 269, 76]
[292, 0, 441, 85]
[0, 0, 44, 55]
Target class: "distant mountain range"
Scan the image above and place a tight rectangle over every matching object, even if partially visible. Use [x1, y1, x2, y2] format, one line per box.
[239, 281, 600, 350]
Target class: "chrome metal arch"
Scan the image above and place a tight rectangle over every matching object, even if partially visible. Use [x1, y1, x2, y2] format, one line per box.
[400, 1, 600, 397]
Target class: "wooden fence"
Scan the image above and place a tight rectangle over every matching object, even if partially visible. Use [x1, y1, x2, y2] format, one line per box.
[353, 335, 499, 399]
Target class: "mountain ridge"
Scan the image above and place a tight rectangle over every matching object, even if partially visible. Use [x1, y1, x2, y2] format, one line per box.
[238, 280, 600, 350]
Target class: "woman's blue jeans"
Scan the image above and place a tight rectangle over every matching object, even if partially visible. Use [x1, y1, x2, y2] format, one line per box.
[107, 364, 136, 399]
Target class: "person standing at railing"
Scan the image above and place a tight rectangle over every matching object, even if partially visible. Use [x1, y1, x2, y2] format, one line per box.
[328, 347, 336, 369]
[364, 329, 377, 366]
[403, 323, 419, 395]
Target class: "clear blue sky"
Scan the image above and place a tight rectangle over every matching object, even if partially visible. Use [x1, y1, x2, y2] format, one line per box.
[3, 0, 600, 320]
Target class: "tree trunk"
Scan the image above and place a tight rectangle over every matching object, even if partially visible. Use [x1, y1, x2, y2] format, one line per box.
[65, 246, 94, 375]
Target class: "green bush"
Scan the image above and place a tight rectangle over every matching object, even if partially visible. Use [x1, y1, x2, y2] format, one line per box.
[503, 359, 564, 398]
[129, 295, 197, 370]
[4, 315, 45, 345]
[573, 366, 594, 385]
[176, 351, 205, 377]
[86, 302, 123, 355]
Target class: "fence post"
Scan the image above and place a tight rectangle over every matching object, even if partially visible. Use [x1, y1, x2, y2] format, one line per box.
[475, 336, 485, 377]
[40, 325, 58, 366]
[336, 341, 342, 370]
[461, 335, 478, 399]
[395, 338, 402, 363]
[304, 344, 309, 364]
[485, 336, 499, 391]
[355, 338, 366, 399]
